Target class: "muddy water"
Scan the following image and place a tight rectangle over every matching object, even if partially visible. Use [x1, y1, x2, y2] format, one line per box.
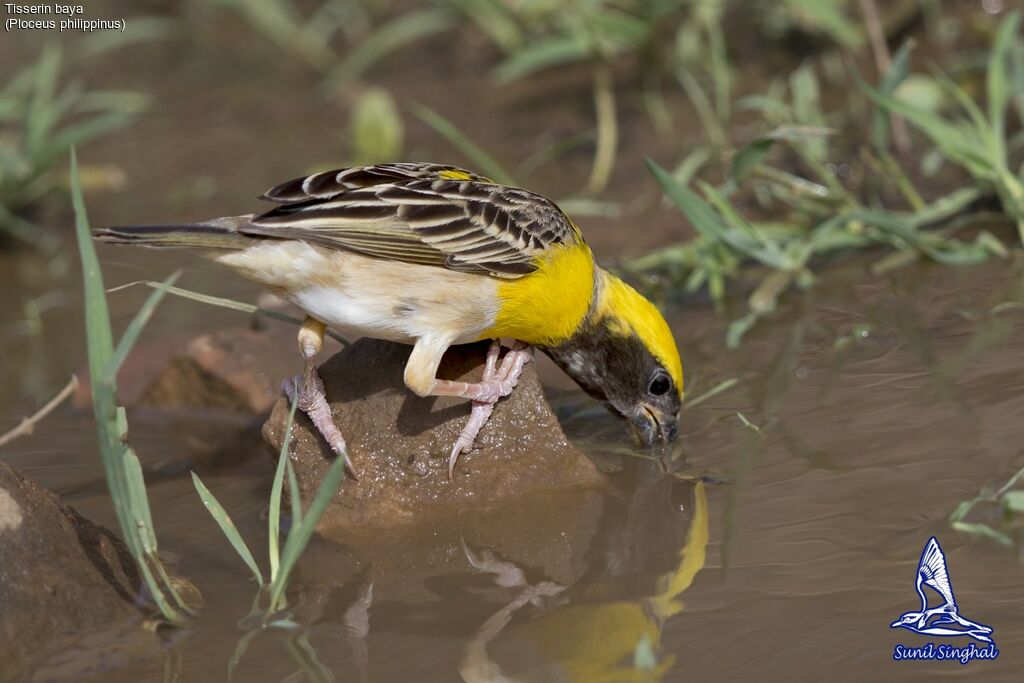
[3, 242, 1024, 682]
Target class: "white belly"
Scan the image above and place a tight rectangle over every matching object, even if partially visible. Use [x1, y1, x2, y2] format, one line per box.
[216, 241, 500, 344]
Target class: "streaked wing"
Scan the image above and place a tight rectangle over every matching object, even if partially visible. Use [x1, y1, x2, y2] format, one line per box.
[259, 163, 494, 202]
[918, 537, 955, 607]
[242, 163, 581, 278]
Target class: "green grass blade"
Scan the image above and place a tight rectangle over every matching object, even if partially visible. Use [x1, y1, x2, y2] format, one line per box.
[25, 44, 61, 157]
[670, 147, 712, 191]
[117, 409, 192, 615]
[71, 148, 114, 390]
[228, 628, 261, 681]
[726, 311, 760, 349]
[517, 129, 593, 176]
[115, 407, 157, 550]
[789, 65, 825, 144]
[330, 9, 453, 86]
[109, 280, 349, 345]
[648, 157, 793, 270]
[951, 521, 1013, 548]
[76, 17, 175, 59]
[230, 0, 334, 70]
[73, 148, 136, 558]
[646, 157, 728, 239]
[283, 632, 335, 683]
[286, 458, 303, 529]
[40, 112, 140, 169]
[852, 208, 1000, 266]
[491, 36, 589, 84]
[871, 39, 914, 151]
[987, 10, 1021, 163]
[192, 472, 264, 585]
[0, 205, 56, 248]
[136, 549, 186, 623]
[906, 187, 983, 228]
[697, 181, 792, 270]
[728, 137, 775, 186]
[706, 18, 731, 122]
[929, 66, 990, 139]
[446, 0, 522, 52]
[411, 104, 516, 186]
[859, 76, 994, 177]
[269, 389, 301, 585]
[72, 149, 187, 623]
[683, 377, 739, 409]
[269, 450, 347, 611]
[108, 270, 182, 376]
[781, 0, 861, 47]
[586, 65, 618, 194]
[677, 70, 726, 150]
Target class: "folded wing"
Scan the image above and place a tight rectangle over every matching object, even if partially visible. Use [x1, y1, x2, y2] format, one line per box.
[241, 163, 582, 279]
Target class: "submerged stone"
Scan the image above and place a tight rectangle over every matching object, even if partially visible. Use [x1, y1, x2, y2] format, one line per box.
[261, 339, 606, 528]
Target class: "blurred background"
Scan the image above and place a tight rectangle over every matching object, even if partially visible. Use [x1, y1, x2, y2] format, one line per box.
[2, 1, 1021, 391]
[2, 0, 1021, 351]
[3, 1, 1024, 680]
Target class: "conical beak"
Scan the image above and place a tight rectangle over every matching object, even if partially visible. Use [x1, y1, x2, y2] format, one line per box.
[628, 405, 679, 447]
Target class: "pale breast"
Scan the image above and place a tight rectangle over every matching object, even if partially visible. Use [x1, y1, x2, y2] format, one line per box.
[215, 241, 500, 344]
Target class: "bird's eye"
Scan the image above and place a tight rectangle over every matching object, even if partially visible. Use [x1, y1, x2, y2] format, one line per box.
[648, 372, 671, 396]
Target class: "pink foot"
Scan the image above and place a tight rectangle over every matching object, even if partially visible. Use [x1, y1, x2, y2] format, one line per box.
[283, 371, 358, 479]
[448, 341, 531, 478]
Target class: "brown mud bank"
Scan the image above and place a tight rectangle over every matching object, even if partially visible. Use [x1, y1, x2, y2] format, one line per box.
[0, 461, 159, 683]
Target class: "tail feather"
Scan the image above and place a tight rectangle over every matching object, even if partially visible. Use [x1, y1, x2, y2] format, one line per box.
[93, 215, 258, 250]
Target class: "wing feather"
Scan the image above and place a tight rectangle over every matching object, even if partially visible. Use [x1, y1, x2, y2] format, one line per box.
[242, 163, 582, 278]
[260, 162, 494, 202]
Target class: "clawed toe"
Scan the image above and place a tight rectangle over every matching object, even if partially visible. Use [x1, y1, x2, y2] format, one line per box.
[446, 341, 532, 479]
[448, 401, 494, 478]
[281, 376, 300, 403]
[282, 373, 359, 480]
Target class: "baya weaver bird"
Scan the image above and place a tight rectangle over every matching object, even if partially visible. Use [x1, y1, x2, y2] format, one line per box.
[96, 163, 683, 478]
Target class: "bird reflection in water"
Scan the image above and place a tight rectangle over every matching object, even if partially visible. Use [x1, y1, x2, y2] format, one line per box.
[459, 470, 709, 682]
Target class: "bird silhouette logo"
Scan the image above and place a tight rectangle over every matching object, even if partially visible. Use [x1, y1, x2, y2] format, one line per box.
[890, 537, 994, 644]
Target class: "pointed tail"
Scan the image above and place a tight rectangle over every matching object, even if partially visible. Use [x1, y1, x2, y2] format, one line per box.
[93, 215, 258, 250]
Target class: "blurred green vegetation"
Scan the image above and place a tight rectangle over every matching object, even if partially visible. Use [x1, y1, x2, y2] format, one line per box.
[951, 462, 1024, 548]
[195, 2, 1023, 348]
[630, 8, 1023, 346]
[5, 0, 1021, 345]
[448, 0, 690, 192]
[1, 43, 149, 247]
[865, 13, 1024, 240]
[205, 0, 454, 82]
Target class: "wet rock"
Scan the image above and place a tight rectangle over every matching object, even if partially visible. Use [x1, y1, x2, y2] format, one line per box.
[72, 332, 190, 409]
[262, 339, 606, 528]
[0, 461, 148, 680]
[139, 328, 300, 413]
[74, 325, 325, 415]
